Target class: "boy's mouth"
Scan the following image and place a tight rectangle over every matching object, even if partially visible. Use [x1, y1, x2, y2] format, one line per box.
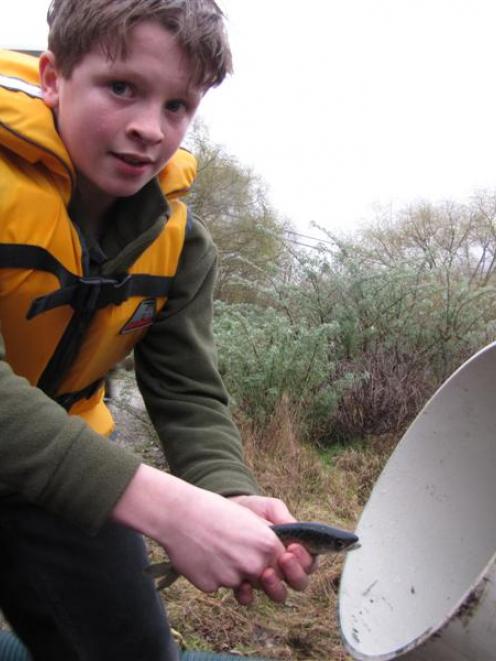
[112, 152, 154, 167]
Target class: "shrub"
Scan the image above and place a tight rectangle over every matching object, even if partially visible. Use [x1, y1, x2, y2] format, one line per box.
[212, 196, 496, 445]
[213, 301, 354, 441]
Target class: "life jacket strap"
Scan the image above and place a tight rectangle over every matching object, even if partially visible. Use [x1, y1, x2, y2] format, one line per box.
[28, 273, 172, 318]
[54, 378, 104, 411]
[0, 244, 74, 283]
[0, 244, 172, 318]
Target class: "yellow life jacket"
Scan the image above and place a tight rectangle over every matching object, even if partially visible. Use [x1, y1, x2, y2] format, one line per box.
[0, 50, 197, 435]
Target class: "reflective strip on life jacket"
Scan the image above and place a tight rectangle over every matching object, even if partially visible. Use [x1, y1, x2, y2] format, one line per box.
[0, 73, 42, 98]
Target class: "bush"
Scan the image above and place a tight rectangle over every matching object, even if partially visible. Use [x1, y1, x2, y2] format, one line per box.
[212, 196, 496, 445]
[213, 301, 354, 441]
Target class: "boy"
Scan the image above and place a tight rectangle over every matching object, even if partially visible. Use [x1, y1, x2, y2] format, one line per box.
[0, 1, 315, 659]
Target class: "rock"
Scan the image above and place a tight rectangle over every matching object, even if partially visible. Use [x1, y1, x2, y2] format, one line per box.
[106, 368, 167, 469]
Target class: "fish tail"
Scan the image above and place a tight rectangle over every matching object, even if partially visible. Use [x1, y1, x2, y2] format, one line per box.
[145, 561, 172, 578]
[145, 561, 180, 589]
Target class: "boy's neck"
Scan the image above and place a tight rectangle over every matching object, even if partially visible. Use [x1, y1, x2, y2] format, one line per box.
[72, 174, 116, 238]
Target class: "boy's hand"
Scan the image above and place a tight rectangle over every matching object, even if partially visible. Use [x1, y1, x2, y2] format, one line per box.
[112, 465, 288, 595]
[228, 495, 318, 605]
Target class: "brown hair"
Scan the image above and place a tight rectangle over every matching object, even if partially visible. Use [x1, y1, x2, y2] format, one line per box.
[46, 0, 232, 88]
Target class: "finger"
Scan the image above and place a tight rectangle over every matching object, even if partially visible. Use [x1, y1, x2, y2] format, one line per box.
[234, 580, 254, 606]
[265, 498, 296, 524]
[278, 551, 310, 592]
[287, 543, 319, 574]
[259, 567, 288, 603]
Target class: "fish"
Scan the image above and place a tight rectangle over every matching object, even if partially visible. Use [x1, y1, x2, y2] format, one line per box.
[271, 521, 359, 555]
[145, 521, 359, 590]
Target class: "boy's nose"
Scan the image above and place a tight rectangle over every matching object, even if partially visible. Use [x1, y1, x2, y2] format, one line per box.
[126, 110, 164, 145]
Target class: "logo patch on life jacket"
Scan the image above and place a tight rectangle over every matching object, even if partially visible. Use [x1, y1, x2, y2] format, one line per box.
[120, 299, 156, 334]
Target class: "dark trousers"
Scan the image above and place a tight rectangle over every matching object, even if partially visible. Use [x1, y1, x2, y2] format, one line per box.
[0, 497, 179, 661]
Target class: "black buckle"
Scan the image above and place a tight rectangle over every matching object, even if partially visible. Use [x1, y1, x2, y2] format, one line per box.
[73, 274, 132, 311]
[28, 273, 135, 319]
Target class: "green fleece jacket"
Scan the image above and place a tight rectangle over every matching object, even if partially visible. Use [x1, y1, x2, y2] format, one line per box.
[0, 181, 259, 533]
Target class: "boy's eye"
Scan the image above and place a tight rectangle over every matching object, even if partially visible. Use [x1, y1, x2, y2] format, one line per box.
[165, 99, 186, 113]
[110, 81, 132, 97]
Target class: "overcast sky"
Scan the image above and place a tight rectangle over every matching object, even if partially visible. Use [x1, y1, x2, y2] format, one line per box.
[3, 0, 496, 236]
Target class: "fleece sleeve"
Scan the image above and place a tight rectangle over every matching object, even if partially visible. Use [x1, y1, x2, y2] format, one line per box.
[0, 332, 141, 533]
[134, 216, 260, 496]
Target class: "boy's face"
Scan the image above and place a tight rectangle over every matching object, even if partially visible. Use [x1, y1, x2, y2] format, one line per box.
[40, 21, 203, 212]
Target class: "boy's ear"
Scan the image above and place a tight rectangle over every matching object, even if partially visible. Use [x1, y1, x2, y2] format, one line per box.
[39, 51, 61, 110]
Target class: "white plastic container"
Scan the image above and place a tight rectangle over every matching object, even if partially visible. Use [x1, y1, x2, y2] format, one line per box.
[339, 342, 496, 660]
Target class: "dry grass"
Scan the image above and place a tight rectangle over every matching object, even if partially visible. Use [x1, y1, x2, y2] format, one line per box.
[331, 349, 434, 440]
[331, 434, 397, 507]
[151, 397, 397, 660]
